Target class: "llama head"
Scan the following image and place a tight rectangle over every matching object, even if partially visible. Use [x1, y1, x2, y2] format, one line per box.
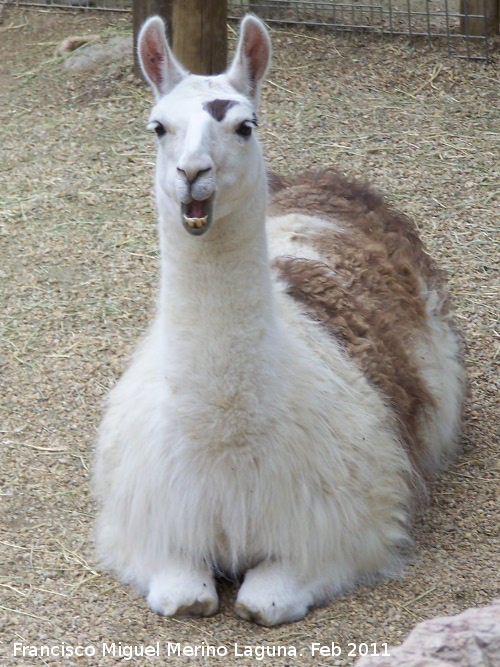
[138, 15, 272, 238]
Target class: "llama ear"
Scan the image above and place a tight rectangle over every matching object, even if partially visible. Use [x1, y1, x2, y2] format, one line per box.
[138, 16, 187, 100]
[227, 14, 271, 105]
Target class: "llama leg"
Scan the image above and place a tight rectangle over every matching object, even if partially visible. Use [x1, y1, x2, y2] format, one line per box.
[147, 559, 218, 618]
[235, 560, 321, 626]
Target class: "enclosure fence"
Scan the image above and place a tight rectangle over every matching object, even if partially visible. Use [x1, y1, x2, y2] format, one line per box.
[1, 0, 497, 61]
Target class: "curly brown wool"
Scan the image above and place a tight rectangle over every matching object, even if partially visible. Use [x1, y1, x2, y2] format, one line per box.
[270, 171, 449, 475]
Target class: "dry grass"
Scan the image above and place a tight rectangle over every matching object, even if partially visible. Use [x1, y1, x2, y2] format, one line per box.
[0, 7, 498, 666]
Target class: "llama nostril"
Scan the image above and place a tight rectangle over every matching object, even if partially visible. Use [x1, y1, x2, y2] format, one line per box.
[177, 167, 188, 183]
[195, 167, 212, 182]
[177, 166, 212, 185]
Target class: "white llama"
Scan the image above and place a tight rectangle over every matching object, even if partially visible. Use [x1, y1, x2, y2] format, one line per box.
[93, 15, 464, 626]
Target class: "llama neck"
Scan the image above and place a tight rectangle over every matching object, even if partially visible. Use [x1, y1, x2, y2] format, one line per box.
[155, 193, 288, 450]
[157, 194, 281, 381]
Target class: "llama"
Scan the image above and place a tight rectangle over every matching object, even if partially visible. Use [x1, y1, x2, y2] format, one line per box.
[93, 15, 464, 626]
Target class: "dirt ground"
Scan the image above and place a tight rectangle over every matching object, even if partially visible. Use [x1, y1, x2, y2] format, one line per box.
[0, 7, 498, 667]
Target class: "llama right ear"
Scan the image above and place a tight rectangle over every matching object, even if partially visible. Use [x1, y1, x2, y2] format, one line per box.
[227, 15, 271, 105]
[138, 16, 187, 100]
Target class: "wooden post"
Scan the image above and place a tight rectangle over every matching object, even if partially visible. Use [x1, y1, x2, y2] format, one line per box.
[133, 0, 173, 76]
[460, 0, 499, 36]
[172, 0, 227, 75]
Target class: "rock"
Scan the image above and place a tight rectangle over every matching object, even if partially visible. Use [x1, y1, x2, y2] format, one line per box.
[62, 35, 133, 71]
[355, 600, 500, 666]
[54, 35, 100, 57]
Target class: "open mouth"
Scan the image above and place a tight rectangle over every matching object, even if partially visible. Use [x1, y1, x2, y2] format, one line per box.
[181, 198, 214, 236]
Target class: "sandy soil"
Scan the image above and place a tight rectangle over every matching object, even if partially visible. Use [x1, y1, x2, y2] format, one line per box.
[0, 8, 498, 667]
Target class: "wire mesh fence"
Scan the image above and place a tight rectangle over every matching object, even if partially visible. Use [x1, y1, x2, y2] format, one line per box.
[230, 0, 494, 61]
[1, 0, 495, 61]
[0, 1, 130, 10]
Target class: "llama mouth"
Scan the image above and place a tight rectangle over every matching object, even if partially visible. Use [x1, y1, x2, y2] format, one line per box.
[181, 198, 213, 236]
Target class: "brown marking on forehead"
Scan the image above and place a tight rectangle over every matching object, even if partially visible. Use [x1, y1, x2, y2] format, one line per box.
[271, 171, 448, 478]
[203, 99, 238, 122]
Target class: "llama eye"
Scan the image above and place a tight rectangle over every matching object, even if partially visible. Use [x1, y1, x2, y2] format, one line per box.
[147, 121, 167, 138]
[153, 122, 166, 138]
[236, 121, 253, 138]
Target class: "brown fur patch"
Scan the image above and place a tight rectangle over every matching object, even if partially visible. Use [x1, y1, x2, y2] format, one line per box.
[267, 171, 287, 195]
[203, 99, 238, 122]
[271, 171, 447, 475]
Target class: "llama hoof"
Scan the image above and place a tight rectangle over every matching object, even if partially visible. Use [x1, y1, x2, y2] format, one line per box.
[235, 565, 311, 626]
[147, 586, 218, 618]
[234, 596, 308, 627]
[147, 570, 218, 618]
[235, 600, 277, 626]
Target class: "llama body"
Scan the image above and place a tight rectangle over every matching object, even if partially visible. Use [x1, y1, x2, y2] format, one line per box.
[93, 16, 464, 626]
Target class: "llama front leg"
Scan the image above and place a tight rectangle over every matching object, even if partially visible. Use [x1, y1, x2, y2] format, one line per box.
[235, 560, 320, 626]
[147, 559, 218, 618]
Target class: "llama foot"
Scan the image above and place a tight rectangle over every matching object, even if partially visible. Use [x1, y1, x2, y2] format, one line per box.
[235, 562, 313, 626]
[147, 565, 218, 618]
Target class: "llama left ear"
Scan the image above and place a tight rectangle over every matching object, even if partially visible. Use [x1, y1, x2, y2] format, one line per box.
[138, 16, 187, 100]
[227, 15, 271, 105]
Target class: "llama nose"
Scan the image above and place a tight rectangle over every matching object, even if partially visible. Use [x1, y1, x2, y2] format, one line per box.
[177, 165, 212, 186]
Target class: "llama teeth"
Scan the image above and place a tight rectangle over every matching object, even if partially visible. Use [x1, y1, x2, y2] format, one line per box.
[183, 215, 207, 229]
